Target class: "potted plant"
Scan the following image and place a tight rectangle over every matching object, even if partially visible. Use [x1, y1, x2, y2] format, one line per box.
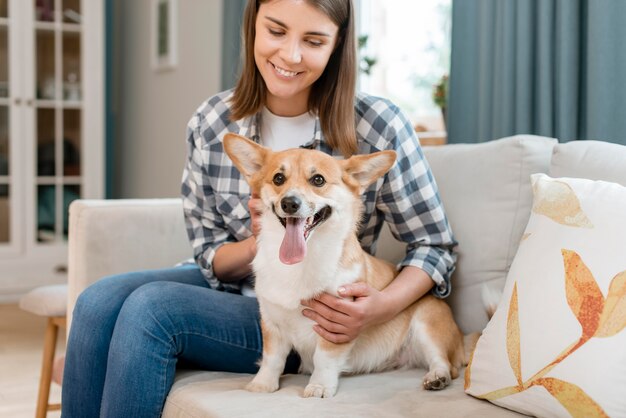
[432, 74, 448, 129]
[358, 35, 377, 75]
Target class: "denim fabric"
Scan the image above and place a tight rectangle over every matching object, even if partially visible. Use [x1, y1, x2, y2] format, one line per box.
[61, 264, 298, 418]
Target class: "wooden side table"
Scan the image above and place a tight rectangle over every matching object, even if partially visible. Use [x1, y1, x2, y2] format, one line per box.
[19, 284, 67, 418]
[417, 131, 448, 147]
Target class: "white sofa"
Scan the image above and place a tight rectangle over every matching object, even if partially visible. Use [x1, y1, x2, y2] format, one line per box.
[67, 135, 626, 417]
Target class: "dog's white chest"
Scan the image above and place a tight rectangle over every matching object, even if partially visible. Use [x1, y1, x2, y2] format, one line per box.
[259, 299, 318, 368]
[252, 223, 360, 307]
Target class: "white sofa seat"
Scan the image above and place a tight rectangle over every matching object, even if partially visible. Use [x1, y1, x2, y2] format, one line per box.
[68, 135, 626, 417]
[163, 370, 521, 417]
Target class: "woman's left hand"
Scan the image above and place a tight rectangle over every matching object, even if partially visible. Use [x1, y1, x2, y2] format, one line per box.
[301, 283, 392, 344]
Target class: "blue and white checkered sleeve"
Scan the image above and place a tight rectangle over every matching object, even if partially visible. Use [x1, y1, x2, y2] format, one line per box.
[377, 108, 457, 298]
[181, 113, 236, 291]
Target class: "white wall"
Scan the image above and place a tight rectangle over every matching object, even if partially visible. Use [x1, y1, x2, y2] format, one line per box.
[112, 0, 223, 198]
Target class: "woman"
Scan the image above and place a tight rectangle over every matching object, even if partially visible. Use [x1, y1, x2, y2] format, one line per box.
[62, 1, 456, 416]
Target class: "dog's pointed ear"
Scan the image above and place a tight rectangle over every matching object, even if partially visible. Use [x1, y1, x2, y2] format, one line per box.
[223, 133, 269, 182]
[342, 150, 397, 193]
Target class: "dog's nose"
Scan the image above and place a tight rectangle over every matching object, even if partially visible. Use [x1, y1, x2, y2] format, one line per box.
[281, 196, 301, 215]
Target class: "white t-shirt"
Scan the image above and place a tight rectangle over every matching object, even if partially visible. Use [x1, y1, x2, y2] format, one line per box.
[260, 106, 316, 151]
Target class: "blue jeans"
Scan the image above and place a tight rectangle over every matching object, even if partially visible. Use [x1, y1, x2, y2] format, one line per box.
[61, 264, 299, 418]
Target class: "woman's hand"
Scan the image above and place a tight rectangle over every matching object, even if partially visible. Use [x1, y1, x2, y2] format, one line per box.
[300, 267, 433, 344]
[248, 193, 263, 239]
[247, 193, 263, 258]
[301, 283, 393, 344]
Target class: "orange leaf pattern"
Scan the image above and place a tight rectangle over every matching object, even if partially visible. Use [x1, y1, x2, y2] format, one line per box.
[506, 283, 522, 386]
[595, 271, 626, 338]
[472, 250, 623, 417]
[562, 250, 605, 339]
[532, 180, 593, 228]
[534, 378, 608, 418]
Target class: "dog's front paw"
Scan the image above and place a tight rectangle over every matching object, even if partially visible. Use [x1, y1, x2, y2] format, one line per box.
[422, 370, 451, 391]
[303, 383, 337, 398]
[246, 379, 279, 393]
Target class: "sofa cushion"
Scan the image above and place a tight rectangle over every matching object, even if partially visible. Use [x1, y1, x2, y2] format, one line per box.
[163, 368, 524, 417]
[465, 174, 626, 417]
[421, 135, 556, 333]
[549, 140, 626, 186]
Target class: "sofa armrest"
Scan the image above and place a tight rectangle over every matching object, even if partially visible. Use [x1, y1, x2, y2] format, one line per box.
[67, 199, 192, 330]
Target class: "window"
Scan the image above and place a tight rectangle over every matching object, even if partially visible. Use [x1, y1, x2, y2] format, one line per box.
[358, 0, 451, 132]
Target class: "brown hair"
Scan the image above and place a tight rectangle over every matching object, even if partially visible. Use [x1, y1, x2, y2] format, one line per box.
[229, 0, 358, 157]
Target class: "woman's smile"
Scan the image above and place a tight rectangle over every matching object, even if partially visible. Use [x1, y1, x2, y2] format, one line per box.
[270, 61, 303, 78]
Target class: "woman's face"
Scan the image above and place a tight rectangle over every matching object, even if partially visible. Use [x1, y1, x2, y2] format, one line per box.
[254, 0, 340, 116]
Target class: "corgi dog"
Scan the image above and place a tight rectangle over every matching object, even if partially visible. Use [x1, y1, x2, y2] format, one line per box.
[223, 133, 466, 398]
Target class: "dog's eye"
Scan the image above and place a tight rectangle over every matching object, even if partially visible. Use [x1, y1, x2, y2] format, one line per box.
[310, 175, 326, 187]
[273, 173, 286, 186]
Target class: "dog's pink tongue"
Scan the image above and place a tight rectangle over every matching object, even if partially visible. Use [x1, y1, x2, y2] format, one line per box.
[279, 217, 307, 265]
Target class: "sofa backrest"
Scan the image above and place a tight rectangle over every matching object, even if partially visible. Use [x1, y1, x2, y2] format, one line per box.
[549, 140, 626, 186]
[427, 135, 559, 333]
[377, 135, 558, 333]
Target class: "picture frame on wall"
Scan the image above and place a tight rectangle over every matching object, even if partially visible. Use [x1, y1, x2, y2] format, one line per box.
[151, 0, 178, 71]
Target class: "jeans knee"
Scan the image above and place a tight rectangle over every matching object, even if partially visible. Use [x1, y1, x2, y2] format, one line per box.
[72, 273, 141, 327]
[119, 282, 178, 326]
[73, 280, 112, 323]
[111, 282, 183, 350]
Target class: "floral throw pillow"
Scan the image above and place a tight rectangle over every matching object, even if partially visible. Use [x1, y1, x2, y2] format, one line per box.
[465, 174, 626, 418]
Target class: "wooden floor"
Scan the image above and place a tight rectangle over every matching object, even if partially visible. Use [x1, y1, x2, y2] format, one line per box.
[0, 303, 63, 418]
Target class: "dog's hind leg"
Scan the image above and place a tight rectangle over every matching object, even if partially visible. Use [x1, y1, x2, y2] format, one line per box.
[246, 319, 291, 393]
[406, 296, 464, 391]
[412, 322, 457, 391]
[418, 335, 453, 390]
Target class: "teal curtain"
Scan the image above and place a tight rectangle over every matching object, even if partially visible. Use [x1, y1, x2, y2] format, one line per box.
[448, 0, 626, 144]
[221, 0, 247, 90]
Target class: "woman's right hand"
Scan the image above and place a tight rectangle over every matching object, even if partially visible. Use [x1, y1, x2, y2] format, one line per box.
[248, 193, 263, 239]
[246, 194, 263, 259]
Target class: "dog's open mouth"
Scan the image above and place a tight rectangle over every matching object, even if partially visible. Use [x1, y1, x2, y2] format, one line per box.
[277, 206, 332, 239]
[275, 206, 332, 265]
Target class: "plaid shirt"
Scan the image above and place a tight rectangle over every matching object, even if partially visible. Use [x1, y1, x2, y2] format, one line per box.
[181, 90, 457, 297]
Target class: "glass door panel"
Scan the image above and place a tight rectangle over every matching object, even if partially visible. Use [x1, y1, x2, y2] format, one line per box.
[63, 108, 80, 175]
[37, 184, 56, 242]
[62, 32, 80, 101]
[0, 104, 6, 244]
[62, 0, 80, 24]
[0, 185, 8, 243]
[37, 108, 56, 176]
[35, 0, 55, 22]
[0, 0, 7, 18]
[0, 0, 9, 247]
[0, 25, 8, 98]
[0, 106, 7, 175]
[36, 29, 56, 100]
[62, 184, 79, 238]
